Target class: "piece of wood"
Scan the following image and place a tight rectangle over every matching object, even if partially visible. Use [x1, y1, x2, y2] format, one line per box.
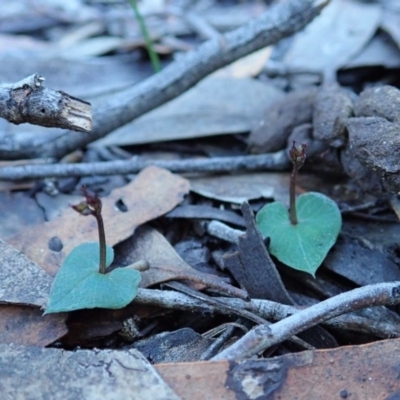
[212, 282, 400, 360]
[0, 74, 91, 132]
[0, 152, 290, 181]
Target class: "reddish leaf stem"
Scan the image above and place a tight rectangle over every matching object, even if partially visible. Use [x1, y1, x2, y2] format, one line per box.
[289, 164, 298, 225]
[94, 211, 107, 274]
[71, 188, 107, 274]
[288, 141, 307, 225]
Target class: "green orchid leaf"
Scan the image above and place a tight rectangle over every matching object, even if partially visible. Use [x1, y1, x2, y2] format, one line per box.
[45, 242, 141, 314]
[256, 192, 342, 276]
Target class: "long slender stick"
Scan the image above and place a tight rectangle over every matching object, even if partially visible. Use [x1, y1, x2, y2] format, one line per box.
[133, 287, 400, 339]
[0, 151, 290, 180]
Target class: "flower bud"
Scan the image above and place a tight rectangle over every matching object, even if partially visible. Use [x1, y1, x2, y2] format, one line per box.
[71, 201, 93, 216]
[289, 141, 307, 169]
[71, 187, 102, 216]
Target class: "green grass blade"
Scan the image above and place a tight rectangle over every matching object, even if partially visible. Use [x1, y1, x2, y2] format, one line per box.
[129, 0, 161, 73]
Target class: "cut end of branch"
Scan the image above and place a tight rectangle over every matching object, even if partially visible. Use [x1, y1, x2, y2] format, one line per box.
[0, 74, 93, 133]
[61, 93, 92, 133]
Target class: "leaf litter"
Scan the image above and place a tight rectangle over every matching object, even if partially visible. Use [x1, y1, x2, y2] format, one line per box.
[2, 0, 400, 398]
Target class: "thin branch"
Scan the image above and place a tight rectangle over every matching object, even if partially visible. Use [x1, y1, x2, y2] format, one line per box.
[141, 284, 314, 350]
[164, 281, 267, 325]
[239, 298, 400, 339]
[206, 220, 243, 244]
[133, 287, 400, 340]
[0, 74, 91, 132]
[0, 0, 329, 160]
[0, 151, 289, 180]
[211, 281, 400, 360]
[200, 324, 238, 360]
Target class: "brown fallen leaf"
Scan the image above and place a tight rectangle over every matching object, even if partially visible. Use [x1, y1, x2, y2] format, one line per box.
[156, 338, 400, 400]
[0, 305, 67, 346]
[116, 225, 248, 300]
[8, 166, 189, 276]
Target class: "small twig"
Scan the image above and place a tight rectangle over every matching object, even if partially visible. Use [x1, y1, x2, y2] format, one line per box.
[135, 287, 216, 311]
[0, 151, 290, 181]
[164, 281, 266, 325]
[326, 314, 400, 339]
[0, 0, 329, 160]
[185, 11, 223, 42]
[165, 281, 314, 351]
[167, 205, 246, 228]
[0, 74, 91, 132]
[202, 322, 249, 339]
[200, 324, 238, 361]
[247, 298, 400, 339]
[206, 220, 243, 244]
[211, 281, 400, 360]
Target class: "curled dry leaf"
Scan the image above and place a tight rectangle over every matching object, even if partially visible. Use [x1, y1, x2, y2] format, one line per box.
[117, 225, 248, 301]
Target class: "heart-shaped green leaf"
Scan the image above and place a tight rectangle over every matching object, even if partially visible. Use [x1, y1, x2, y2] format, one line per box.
[256, 192, 342, 276]
[45, 242, 141, 314]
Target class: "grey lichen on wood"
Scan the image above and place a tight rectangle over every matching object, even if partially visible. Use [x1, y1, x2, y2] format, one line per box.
[0, 74, 92, 132]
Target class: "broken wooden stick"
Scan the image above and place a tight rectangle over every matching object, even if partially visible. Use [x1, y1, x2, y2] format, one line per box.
[0, 0, 329, 160]
[0, 74, 91, 133]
